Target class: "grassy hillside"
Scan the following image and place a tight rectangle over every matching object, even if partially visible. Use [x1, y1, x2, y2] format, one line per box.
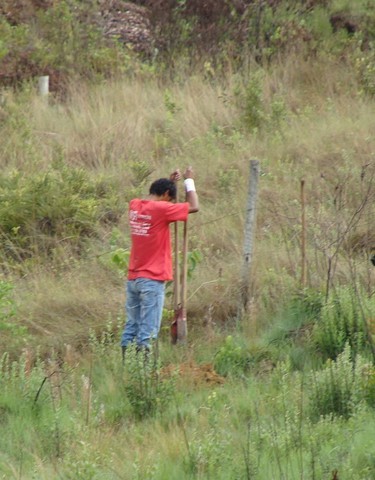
[1, 54, 374, 357]
[0, 1, 375, 478]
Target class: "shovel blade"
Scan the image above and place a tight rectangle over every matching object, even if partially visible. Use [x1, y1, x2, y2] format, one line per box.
[171, 306, 187, 344]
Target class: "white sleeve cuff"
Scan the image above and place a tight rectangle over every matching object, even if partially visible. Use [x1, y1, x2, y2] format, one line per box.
[184, 178, 196, 192]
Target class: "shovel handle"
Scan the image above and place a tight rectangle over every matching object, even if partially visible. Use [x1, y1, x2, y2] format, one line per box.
[180, 220, 188, 308]
[175, 220, 188, 343]
[174, 220, 180, 309]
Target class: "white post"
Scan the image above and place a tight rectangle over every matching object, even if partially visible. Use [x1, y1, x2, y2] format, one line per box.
[38, 76, 49, 96]
[239, 159, 260, 315]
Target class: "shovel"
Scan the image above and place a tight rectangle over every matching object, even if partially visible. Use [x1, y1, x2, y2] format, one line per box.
[171, 219, 188, 344]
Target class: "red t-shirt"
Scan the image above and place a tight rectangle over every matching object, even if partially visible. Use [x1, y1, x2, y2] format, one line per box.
[127, 199, 189, 281]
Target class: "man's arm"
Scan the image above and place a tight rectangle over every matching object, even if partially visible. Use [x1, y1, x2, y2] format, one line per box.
[170, 167, 199, 213]
[183, 166, 199, 213]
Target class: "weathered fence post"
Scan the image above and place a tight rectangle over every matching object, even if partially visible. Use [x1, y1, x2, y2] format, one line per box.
[300, 179, 307, 288]
[238, 159, 260, 316]
[38, 75, 49, 96]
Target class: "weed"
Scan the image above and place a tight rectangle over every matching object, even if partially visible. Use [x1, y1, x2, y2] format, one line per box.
[61, 440, 104, 480]
[214, 335, 251, 377]
[0, 281, 28, 349]
[123, 344, 176, 420]
[184, 391, 232, 477]
[313, 287, 374, 359]
[0, 165, 123, 260]
[217, 167, 240, 194]
[130, 160, 154, 187]
[110, 248, 130, 272]
[308, 343, 370, 420]
[355, 45, 375, 96]
[238, 73, 265, 132]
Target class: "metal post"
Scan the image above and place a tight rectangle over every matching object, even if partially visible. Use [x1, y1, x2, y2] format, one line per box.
[239, 159, 260, 315]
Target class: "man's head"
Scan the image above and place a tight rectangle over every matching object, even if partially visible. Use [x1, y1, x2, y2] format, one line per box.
[149, 178, 176, 201]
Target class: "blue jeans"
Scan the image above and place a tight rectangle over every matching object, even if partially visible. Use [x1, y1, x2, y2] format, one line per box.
[121, 278, 165, 348]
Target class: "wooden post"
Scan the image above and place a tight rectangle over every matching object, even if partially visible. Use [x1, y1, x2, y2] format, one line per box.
[300, 179, 307, 288]
[178, 220, 188, 342]
[239, 159, 260, 315]
[38, 75, 49, 96]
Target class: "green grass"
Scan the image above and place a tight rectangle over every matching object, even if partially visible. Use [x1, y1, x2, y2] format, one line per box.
[0, 336, 374, 479]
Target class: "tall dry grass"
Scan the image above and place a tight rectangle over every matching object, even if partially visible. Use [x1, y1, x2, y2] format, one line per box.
[0, 51, 374, 354]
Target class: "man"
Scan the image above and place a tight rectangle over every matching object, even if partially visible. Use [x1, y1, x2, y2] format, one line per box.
[121, 167, 199, 355]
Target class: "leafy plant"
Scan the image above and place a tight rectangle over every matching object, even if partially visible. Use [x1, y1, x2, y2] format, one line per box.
[185, 391, 232, 477]
[217, 167, 240, 193]
[0, 281, 15, 328]
[0, 281, 27, 343]
[355, 44, 375, 96]
[123, 345, 175, 419]
[0, 165, 123, 258]
[187, 248, 203, 278]
[238, 73, 265, 132]
[110, 248, 130, 272]
[312, 287, 374, 359]
[214, 335, 251, 377]
[130, 160, 154, 187]
[308, 343, 371, 420]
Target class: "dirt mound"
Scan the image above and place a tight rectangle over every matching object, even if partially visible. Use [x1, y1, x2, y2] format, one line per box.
[162, 361, 225, 387]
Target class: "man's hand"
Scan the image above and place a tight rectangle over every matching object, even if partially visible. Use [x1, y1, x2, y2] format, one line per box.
[170, 169, 182, 182]
[183, 166, 194, 179]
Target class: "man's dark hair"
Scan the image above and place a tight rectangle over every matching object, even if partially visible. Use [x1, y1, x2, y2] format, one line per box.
[149, 178, 176, 199]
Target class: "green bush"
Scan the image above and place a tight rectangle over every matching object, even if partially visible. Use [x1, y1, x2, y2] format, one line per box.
[312, 287, 374, 359]
[0, 281, 15, 329]
[267, 288, 323, 342]
[0, 350, 76, 461]
[355, 45, 375, 97]
[214, 335, 251, 377]
[237, 73, 265, 132]
[0, 165, 124, 258]
[308, 344, 371, 420]
[123, 345, 176, 420]
[0, 281, 27, 345]
[0, 17, 31, 62]
[263, 288, 323, 369]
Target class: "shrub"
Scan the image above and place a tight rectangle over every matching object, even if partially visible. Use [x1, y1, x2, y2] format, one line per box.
[0, 281, 15, 329]
[267, 288, 323, 342]
[308, 344, 371, 420]
[312, 287, 374, 359]
[123, 345, 176, 419]
[0, 281, 27, 348]
[184, 391, 232, 477]
[214, 335, 251, 377]
[0, 165, 124, 259]
[237, 73, 265, 132]
[355, 45, 375, 97]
